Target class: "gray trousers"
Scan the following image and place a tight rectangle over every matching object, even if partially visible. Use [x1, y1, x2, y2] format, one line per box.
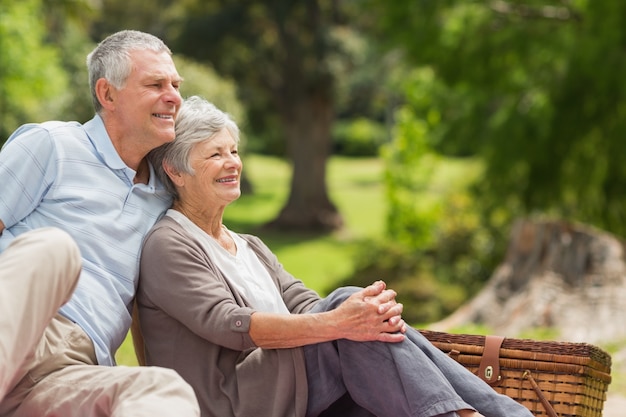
[304, 287, 533, 417]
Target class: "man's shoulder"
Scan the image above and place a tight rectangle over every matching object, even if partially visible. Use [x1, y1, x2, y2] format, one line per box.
[39, 120, 82, 130]
[7, 120, 83, 143]
[13, 120, 83, 135]
[42, 120, 89, 141]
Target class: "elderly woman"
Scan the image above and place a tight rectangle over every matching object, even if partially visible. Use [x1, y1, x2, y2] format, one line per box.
[137, 96, 533, 417]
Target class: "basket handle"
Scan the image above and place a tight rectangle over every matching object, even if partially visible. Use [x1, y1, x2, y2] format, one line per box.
[523, 370, 559, 417]
[478, 335, 504, 386]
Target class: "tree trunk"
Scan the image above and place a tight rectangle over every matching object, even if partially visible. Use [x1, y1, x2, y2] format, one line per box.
[265, 85, 343, 232]
[431, 218, 626, 344]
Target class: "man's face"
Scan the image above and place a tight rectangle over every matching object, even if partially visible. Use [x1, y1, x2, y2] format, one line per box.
[110, 49, 183, 153]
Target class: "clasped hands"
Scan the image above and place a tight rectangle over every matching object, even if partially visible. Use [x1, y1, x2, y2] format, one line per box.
[334, 280, 407, 343]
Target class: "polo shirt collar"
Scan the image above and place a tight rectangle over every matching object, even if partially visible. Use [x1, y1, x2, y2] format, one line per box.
[83, 114, 164, 190]
[84, 114, 154, 186]
[84, 114, 127, 171]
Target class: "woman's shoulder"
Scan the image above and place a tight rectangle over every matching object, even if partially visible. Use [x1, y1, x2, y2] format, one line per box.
[147, 215, 183, 237]
[143, 215, 197, 252]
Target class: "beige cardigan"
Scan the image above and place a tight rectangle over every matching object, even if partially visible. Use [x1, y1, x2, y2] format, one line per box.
[137, 216, 321, 417]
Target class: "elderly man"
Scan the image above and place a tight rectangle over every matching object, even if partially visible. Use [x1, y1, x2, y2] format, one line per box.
[0, 30, 199, 416]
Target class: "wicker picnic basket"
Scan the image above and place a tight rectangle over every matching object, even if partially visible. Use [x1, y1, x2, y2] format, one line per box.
[419, 330, 612, 417]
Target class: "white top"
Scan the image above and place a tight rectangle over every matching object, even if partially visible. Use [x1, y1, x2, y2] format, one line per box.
[167, 209, 289, 314]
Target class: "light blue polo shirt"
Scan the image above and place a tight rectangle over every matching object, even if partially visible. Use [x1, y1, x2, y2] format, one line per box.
[0, 115, 172, 366]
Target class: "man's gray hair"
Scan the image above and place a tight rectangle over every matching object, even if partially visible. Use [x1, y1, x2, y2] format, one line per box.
[149, 96, 240, 199]
[86, 30, 172, 113]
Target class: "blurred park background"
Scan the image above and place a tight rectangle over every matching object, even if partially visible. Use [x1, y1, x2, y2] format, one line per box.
[2, 0, 626, 377]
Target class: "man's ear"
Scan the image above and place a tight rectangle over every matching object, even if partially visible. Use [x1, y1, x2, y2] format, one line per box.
[95, 78, 116, 110]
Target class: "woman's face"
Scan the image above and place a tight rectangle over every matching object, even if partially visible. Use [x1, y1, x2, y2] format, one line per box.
[179, 128, 242, 208]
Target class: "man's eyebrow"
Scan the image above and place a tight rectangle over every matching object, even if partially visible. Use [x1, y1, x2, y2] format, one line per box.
[144, 73, 184, 83]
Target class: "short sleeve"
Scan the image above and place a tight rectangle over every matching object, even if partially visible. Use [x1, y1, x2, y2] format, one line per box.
[0, 124, 57, 229]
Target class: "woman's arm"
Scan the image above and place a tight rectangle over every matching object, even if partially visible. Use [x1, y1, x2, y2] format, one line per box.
[249, 281, 407, 349]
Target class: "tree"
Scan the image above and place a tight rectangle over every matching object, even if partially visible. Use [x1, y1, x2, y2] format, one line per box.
[170, 0, 352, 231]
[371, 0, 626, 238]
[331, 0, 626, 323]
[89, 0, 175, 42]
[42, 0, 99, 124]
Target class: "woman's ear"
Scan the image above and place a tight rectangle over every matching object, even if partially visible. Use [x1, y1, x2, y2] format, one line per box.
[162, 161, 184, 187]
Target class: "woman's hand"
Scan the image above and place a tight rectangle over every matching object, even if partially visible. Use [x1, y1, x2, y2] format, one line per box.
[249, 281, 407, 349]
[332, 280, 407, 343]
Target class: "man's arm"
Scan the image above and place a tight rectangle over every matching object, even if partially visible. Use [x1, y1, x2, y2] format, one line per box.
[0, 220, 4, 235]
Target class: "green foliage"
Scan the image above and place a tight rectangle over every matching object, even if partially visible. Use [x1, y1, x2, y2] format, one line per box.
[175, 56, 245, 126]
[332, 117, 386, 156]
[338, 184, 505, 325]
[333, 239, 468, 324]
[47, 22, 96, 124]
[342, 115, 497, 323]
[348, 67, 508, 323]
[170, 1, 340, 153]
[382, 89, 441, 249]
[0, 1, 245, 141]
[0, 0, 69, 141]
[370, 0, 626, 238]
[89, 0, 178, 42]
[342, 0, 626, 324]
